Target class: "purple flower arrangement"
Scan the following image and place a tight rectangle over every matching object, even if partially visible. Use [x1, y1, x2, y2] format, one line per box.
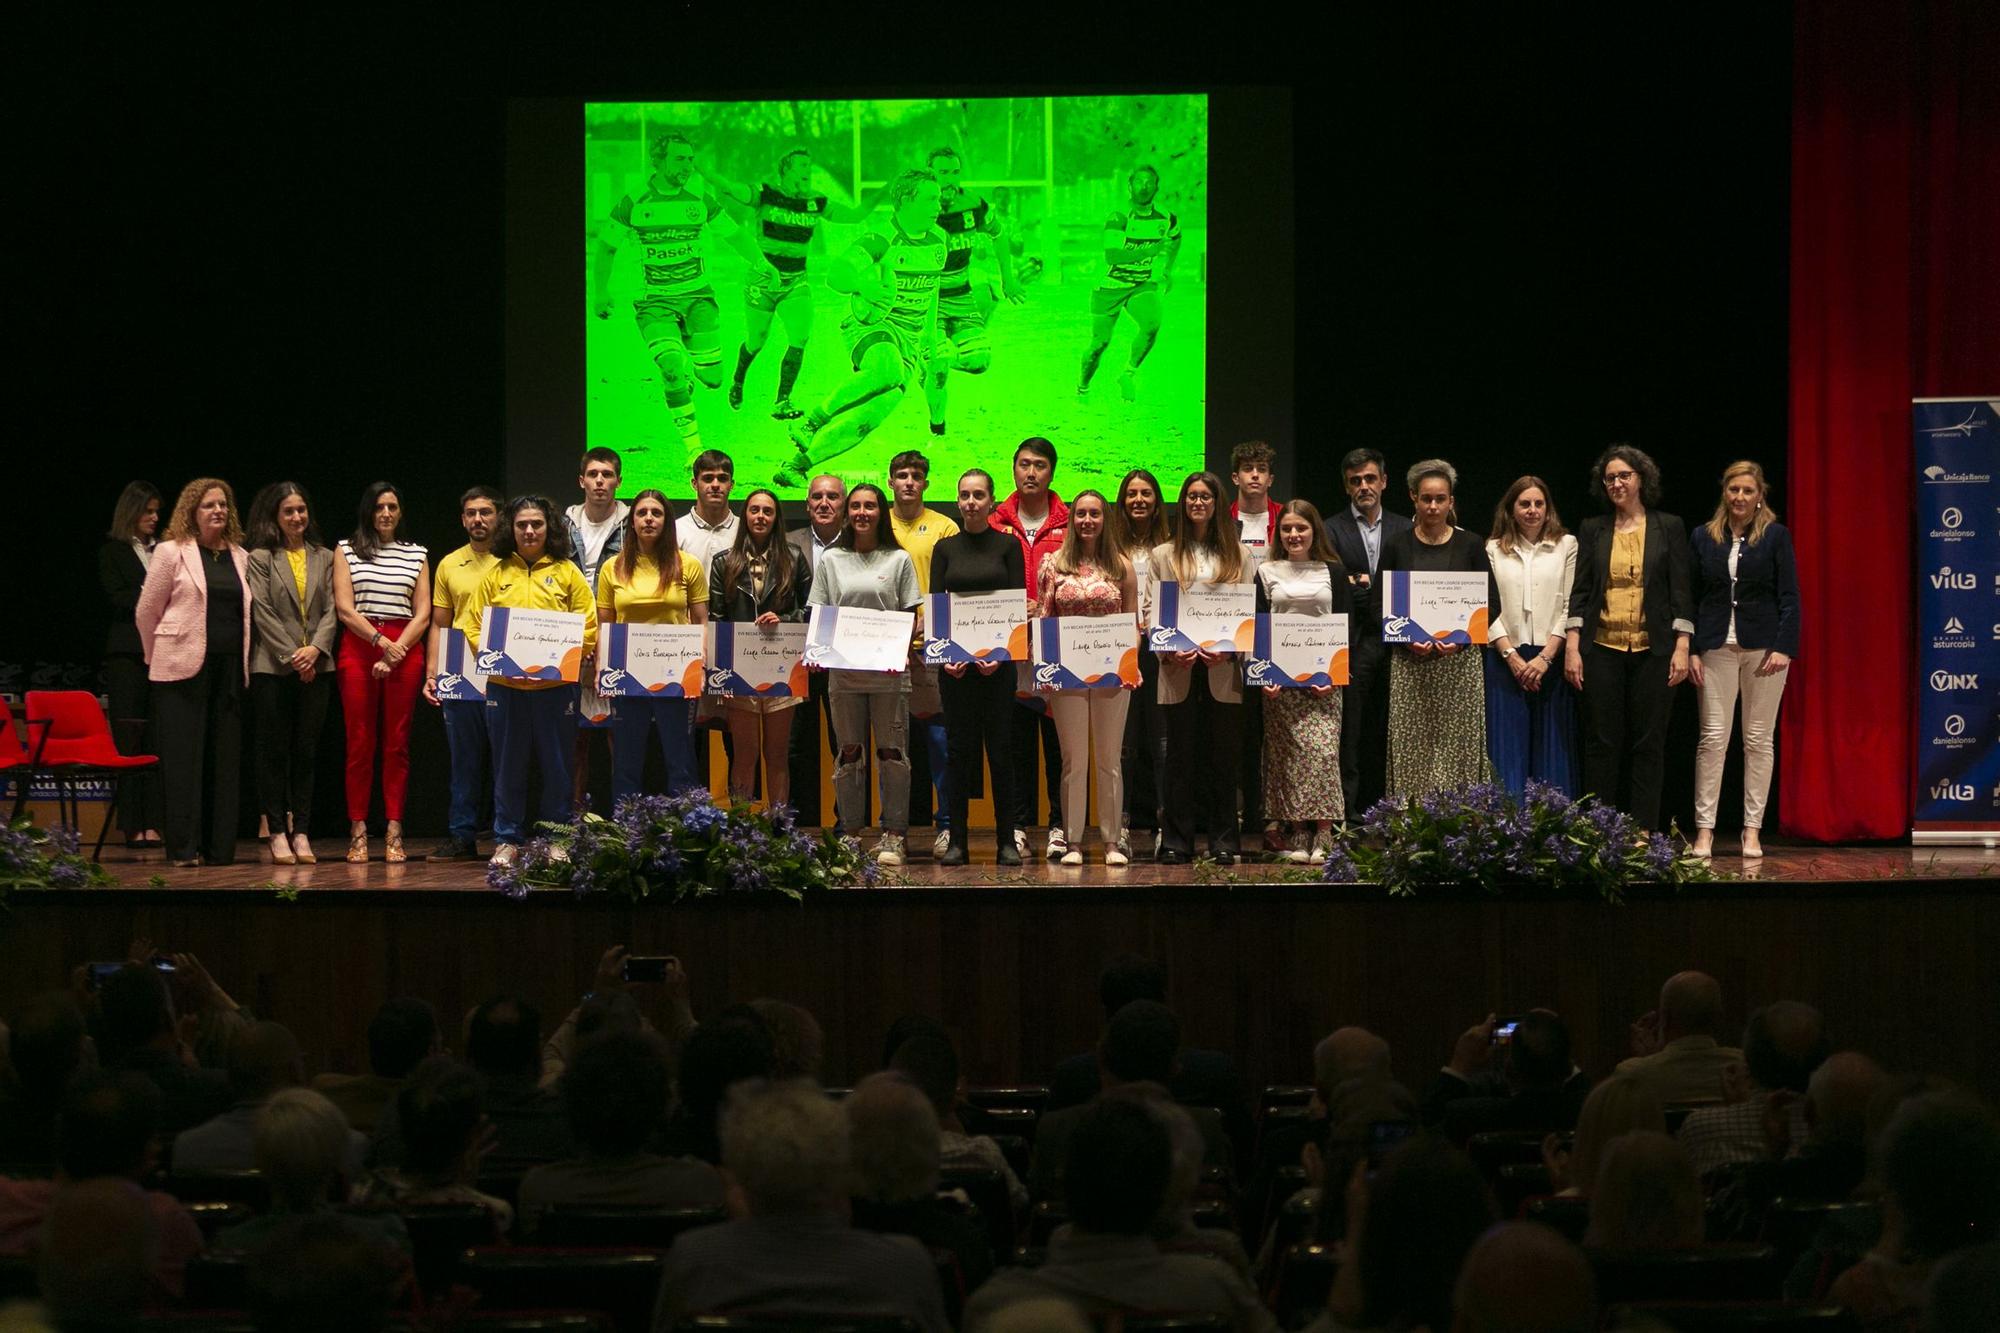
[486, 788, 878, 902]
[1320, 781, 1715, 901]
[0, 816, 115, 896]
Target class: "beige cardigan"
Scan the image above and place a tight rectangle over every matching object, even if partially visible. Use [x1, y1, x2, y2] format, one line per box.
[1148, 539, 1255, 705]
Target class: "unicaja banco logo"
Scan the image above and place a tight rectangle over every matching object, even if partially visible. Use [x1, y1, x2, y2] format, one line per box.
[437, 673, 464, 694]
[1922, 463, 1994, 485]
[1929, 670, 1980, 692]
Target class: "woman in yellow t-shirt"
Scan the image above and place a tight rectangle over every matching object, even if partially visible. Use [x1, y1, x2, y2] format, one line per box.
[596, 489, 709, 803]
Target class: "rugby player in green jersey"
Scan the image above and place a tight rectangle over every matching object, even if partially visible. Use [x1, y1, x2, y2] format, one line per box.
[1077, 164, 1182, 402]
[592, 132, 781, 461]
[922, 146, 1027, 436]
[704, 150, 886, 421]
[772, 170, 956, 489]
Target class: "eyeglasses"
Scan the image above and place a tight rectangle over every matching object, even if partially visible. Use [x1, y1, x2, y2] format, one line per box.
[1603, 470, 1638, 484]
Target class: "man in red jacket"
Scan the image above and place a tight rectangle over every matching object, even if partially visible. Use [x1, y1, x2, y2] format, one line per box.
[991, 437, 1070, 856]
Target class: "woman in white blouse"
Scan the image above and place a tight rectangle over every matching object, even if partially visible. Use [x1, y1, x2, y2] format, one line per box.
[1483, 476, 1580, 796]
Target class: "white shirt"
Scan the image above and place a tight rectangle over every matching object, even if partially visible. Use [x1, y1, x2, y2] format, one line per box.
[676, 508, 740, 581]
[1238, 509, 1271, 568]
[565, 501, 628, 586]
[1350, 504, 1386, 575]
[133, 539, 153, 572]
[338, 539, 427, 620]
[1485, 533, 1576, 650]
[1257, 560, 1334, 615]
[1725, 533, 1742, 646]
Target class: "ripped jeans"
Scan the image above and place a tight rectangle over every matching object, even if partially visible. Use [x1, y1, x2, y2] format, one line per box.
[828, 671, 911, 834]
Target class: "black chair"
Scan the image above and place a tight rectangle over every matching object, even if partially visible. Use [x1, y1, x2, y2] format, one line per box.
[1760, 1198, 1881, 1268]
[459, 1248, 667, 1333]
[1523, 1194, 1591, 1242]
[1260, 1085, 1315, 1113]
[1270, 1186, 1322, 1254]
[1009, 1246, 1047, 1269]
[399, 1202, 502, 1295]
[419, 1317, 612, 1331]
[1026, 1199, 1068, 1248]
[0, 1254, 37, 1304]
[1189, 1199, 1235, 1233]
[965, 1085, 1049, 1115]
[163, 1170, 271, 1211]
[1494, 1162, 1552, 1219]
[674, 1318, 920, 1333]
[183, 1200, 255, 1241]
[1664, 1104, 1709, 1135]
[1268, 1244, 1338, 1332]
[535, 1205, 726, 1248]
[136, 1316, 259, 1331]
[939, 1165, 1015, 1255]
[1588, 1245, 1783, 1305]
[1102, 1317, 1233, 1333]
[184, 1252, 252, 1310]
[1603, 1303, 1857, 1331]
[1466, 1129, 1563, 1179]
[1255, 1163, 1311, 1245]
[975, 1105, 1041, 1143]
[990, 1131, 1031, 1180]
[930, 1245, 968, 1329]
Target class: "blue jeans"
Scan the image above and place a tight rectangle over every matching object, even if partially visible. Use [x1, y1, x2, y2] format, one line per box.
[442, 697, 491, 845]
[487, 685, 579, 845]
[1483, 645, 1580, 798]
[611, 695, 700, 801]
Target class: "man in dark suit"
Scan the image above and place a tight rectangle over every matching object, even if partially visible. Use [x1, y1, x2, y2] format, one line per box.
[785, 474, 847, 825]
[1322, 449, 1412, 818]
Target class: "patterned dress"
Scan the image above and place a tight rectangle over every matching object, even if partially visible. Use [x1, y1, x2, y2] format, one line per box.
[1381, 528, 1495, 800]
[1257, 561, 1348, 820]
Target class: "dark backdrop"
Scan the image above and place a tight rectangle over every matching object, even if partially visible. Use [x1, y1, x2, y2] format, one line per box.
[13, 9, 1790, 838]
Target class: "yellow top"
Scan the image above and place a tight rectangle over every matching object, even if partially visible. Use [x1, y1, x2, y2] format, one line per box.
[889, 506, 960, 593]
[433, 544, 502, 639]
[1595, 524, 1650, 652]
[472, 553, 599, 691]
[597, 550, 708, 625]
[284, 547, 309, 639]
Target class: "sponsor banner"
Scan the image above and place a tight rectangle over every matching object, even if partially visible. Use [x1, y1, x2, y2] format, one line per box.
[705, 621, 810, 697]
[480, 608, 587, 683]
[435, 629, 487, 702]
[1912, 398, 1999, 844]
[1148, 582, 1256, 654]
[597, 623, 706, 698]
[1382, 571, 1491, 646]
[1033, 617, 1142, 690]
[1245, 613, 1351, 689]
[923, 590, 1030, 666]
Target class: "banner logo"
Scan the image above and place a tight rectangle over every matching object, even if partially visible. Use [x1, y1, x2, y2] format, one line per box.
[1929, 567, 1977, 590]
[476, 650, 504, 673]
[1034, 663, 1062, 688]
[1930, 781, 1976, 802]
[1945, 714, 1966, 737]
[1383, 616, 1412, 637]
[1942, 507, 1964, 529]
[1929, 670, 1980, 692]
[598, 668, 630, 692]
[1921, 409, 1988, 438]
[1922, 463, 1994, 485]
[438, 672, 464, 694]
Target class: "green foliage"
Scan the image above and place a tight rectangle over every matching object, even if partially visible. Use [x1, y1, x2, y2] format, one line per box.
[0, 817, 116, 901]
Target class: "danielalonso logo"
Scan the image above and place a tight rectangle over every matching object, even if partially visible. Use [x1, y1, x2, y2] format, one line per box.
[1929, 507, 1977, 542]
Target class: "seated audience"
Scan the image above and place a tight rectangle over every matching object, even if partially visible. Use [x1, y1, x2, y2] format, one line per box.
[1314, 1134, 1496, 1333]
[965, 1097, 1273, 1332]
[0, 994, 88, 1175]
[539, 946, 697, 1089]
[1677, 999, 1829, 1180]
[1922, 1242, 1999, 1333]
[173, 1021, 364, 1178]
[97, 960, 248, 1136]
[461, 994, 570, 1162]
[658, 1005, 776, 1164]
[1452, 1221, 1598, 1333]
[313, 997, 439, 1135]
[1425, 1011, 1588, 1142]
[216, 1088, 410, 1256]
[1148, 1093, 1254, 1283]
[1830, 1092, 2000, 1329]
[1249, 1025, 1413, 1240]
[248, 1213, 406, 1333]
[349, 1057, 512, 1238]
[846, 1071, 996, 1303]
[749, 997, 826, 1081]
[892, 1030, 1029, 1210]
[0, 1072, 203, 1299]
[1032, 1001, 1234, 1202]
[517, 1030, 724, 1236]
[1544, 1074, 1666, 1197]
[1777, 1050, 1889, 1201]
[1583, 1130, 1704, 1250]
[1615, 970, 1742, 1104]
[651, 1079, 948, 1332]
[29, 1178, 158, 1332]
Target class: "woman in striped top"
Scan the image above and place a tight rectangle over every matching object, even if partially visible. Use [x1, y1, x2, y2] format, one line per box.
[332, 481, 431, 864]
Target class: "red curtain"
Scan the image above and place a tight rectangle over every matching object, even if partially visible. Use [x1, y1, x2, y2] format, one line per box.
[1783, 0, 2000, 840]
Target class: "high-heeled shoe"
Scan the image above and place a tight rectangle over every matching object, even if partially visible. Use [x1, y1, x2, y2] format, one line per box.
[346, 822, 370, 863]
[1740, 830, 1764, 858]
[385, 821, 406, 865]
[292, 832, 317, 864]
[269, 834, 296, 865]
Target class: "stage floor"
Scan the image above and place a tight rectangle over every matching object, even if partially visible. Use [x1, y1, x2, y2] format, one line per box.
[84, 835, 2000, 894]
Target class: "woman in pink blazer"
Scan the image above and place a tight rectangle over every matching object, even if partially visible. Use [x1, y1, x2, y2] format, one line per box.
[134, 478, 253, 866]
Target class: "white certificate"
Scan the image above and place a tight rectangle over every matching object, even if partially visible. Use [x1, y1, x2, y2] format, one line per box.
[479, 607, 587, 683]
[1381, 571, 1491, 646]
[803, 605, 916, 673]
[1148, 581, 1256, 654]
[597, 622, 706, 698]
[435, 629, 487, 702]
[1033, 617, 1141, 691]
[923, 590, 1029, 666]
[706, 621, 810, 697]
[1245, 614, 1351, 689]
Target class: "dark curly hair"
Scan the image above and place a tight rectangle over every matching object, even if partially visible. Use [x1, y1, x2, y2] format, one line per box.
[1590, 443, 1664, 509]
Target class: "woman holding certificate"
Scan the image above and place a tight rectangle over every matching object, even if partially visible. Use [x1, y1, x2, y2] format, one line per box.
[598, 490, 709, 803]
[1254, 500, 1353, 863]
[1036, 490, 1141, 867]
[1151, 471, 1255, 865]
[1688, 461, 1798, 859]
[1112, 469, 1172, 847]
[1563, 445, 1694, 833]
[477, 495, 598, 871]
[1484, 476, 1580, 798]
[930, 469, 1027, 866]
[807, 483, 922, 866]
[709, 487, 808, 810]
[1379, 460, 1493, 799]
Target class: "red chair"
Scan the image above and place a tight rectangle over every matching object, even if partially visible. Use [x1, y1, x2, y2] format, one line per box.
[24, 689, 159, 861]
[2, 696, 56, 820]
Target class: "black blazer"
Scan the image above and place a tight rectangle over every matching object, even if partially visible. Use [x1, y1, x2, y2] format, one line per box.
[1689, 522, 1800, 657]
[708, 546, 809, 624]
[1323, 507, 1412, 635]
[1566, 511, 1695, 657]
[99, 539, 149, 656]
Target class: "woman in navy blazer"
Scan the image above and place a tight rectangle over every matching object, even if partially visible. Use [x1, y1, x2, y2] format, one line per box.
[1687, 461, 1799, 858]
[1562, 445, 1694, 832]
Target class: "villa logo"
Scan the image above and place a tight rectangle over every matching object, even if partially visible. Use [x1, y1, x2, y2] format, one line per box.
[801, 643, 832, 667]
[1929, 567, 1977, 590]
[1929, 670, 1980, 692]
[1920, 409, 1989, 438]
[1930, 781, 1976, 802]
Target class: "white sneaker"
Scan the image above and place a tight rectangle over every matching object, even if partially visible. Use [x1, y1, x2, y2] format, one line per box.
[876, 834, 905, 867]
[1106, 845, 1129, 868]
[1045, 830, 1068, 859]
[1060, 848, 1083, 867]
[489, 844, 519, 869]
[1014, 828, 1029, 856]
[932, 828, 952, 859]
[1285, 831, 1312, 864]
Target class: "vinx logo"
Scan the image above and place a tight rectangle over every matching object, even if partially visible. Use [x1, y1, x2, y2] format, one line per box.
[1930, 781, 1976, 802]
[1922, 463, 1994, 484]
[1929, 566, 1977, 590]
[1929, 670, 1980, 692]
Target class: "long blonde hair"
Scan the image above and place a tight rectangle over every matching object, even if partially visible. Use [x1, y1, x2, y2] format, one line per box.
[1703, 460, 1779, 546]
[163, 478, 245, 545]
[1042, 489, 1130, 584]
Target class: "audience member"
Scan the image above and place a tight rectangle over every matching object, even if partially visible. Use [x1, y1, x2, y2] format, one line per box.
[97, 959, 247, 1136]
[348, 1057, 512, 1238]
[968, 1097, 1273, 1332]
[1451, 1221, 1598, 1333]
[983, 1299, 1092, 1333]
[517, 1030, 724, 1237]
[215, 1088, 410, 1256]
[1780, 1051, 1889, 1200]
[1315, 1135, 1495, 1333]
[247, 1213, 405, 1333]
[538, 946, 695, 1090]
[1922, 1242, 2000, 1333]
[313, 998, 439, 1136]
[892, 1031, 1028, 1209]
[1426, 1011, 1587, 1143]
[659, 1005, 775, 1164]
[0, 994, 87, 1175]
[32, 1178, 157, 1331]
[0, 1072, 203, 1299]
[1583, 1130, 1704, 1250]
[749, 997, 825, 1082]
[1031, 1001, 1234, 1201]
[173, 1021, 365, 1177]
[1544, 1074, 1665, 1197]
[651, 1080, 948, 1332]
[1677, 1000, 1828, 1179]
[1615, 970, 1742, 1104]
[1148, 1093, 1254, 1283]
[461, 995, 570, 1162]
[846, 1072, 996, 1305]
